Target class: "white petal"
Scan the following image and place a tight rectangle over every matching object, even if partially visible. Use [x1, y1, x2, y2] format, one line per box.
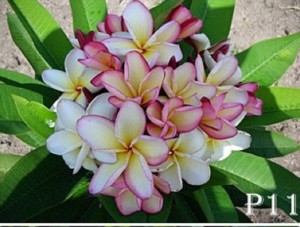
[42, 69, 74, 92]
[87, 93, 117, 120]
[175, 129, 205, 154]
[57, 99, 85, 131]
[65, 49, 86, 84]
[159, 156, 182, 192]
[89, 152, 130, 194]
[92, 150, 117, 164]
[228, 131, 251, 151]
[177, 156, 211, 185]
[73, 143, 90, 174]
[47, 130, 82, 155]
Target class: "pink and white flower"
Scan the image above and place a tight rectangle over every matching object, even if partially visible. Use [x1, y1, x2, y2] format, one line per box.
[102, 0, 183, 67]
[42, 49, 100, 108]
[77, 101, 169, 199]
[92, 51, 164, 107]
[46, 94, 117, 174]
[153, 129, 210, 192]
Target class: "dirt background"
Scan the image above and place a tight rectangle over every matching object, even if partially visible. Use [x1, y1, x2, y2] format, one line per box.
[0, 0, 300, 223]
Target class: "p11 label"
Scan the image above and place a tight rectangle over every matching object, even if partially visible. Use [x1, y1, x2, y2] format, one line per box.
[245, 193, 297, 216]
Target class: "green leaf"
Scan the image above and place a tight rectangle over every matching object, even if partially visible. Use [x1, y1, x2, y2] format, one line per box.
[189, 0, 235, 44]
[0, 146, 89, 222]
[7, 0, 72, 69]
[0, 68, 59, 107]
[243, 127, 300, 158]
[7, 13, 50, 78]
[70, 0, 107, 33]
[193, 185, 239, 223]
[0, 153, 21, 181]
[240, 87, 300, 127]
[0, 84, 43, 134]
[238, 32, 300, 86]
[150, 0, 183, 29]
[13, 96, 56, 139]
[211, 152, 300, 221]
[16, 131, 46, 148]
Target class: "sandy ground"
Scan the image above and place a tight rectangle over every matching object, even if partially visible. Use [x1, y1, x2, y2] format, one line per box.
[0, 0, 300, 223]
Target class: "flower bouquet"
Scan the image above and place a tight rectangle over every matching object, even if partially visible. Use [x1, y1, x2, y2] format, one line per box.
[0, 0, 300, 223]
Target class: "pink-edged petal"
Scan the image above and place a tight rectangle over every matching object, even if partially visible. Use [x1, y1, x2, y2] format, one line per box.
[94, 31, 110, 41]
[174, 62, 195, 93]
[170, 106, 203, 132]
[201, 119, 237, 140]
[153, 174, 171, 194]
[65, 49, 86, 84]
[218, 103, 243, 121]
[161, 123, 178, 139]
[101, 70, 133, 99]
[116, 188, 142, 215]
[134, 135, 168, 166]
[140, 67, 164, 95]
[123, 0, 153, 46]
[182, 82, 216, 101]
[195, 54, 206, 83]
[42, 69, 74, 92]
[89, 152, 130, 194]
[151, 42, 183, 65]
[141, 87, 160, 106]
[177, 156, 210, 185]
[245, 95, 263, 116]
[190, 33, 211, 52]
[78, 68, 100, 92]
[57, 99, 85, 131]
[146, 102, 164, 126]
[77, 115, 124, 150]
[115, 101, 146, 145]
[206, 56, 238, 86]
[92, 150, 117, 164]
[47, 130, 82, 155]
[147, 20, 180, 44]
[202, 118, 223, 130]
[162, 67, 176, 97]
[124, 51, 150, 91]
[179, 18, 203, 39]
[102, 37, 138, 55]
[142, 188, 163, 214]
[87, 93, 117, 120]
[108, 96, 125, 108]
[162, 97, 183, 122]
[224, 87, 249, 105]
[124, 151, 153, 199]
[175, 129, 205, 154]
[105, 14, 122, 34]
[238, 82, 259, 93]
[227, 131, 251, 151]
[73, 142, 90, 174]
[83, 41, 108, 57]
[141, 50, 160, 68]
[159, 157, 182, 192]
[147, 123, 163, 138]
[169, 5, 192, 23]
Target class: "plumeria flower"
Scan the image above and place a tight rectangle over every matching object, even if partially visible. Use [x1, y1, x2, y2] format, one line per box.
[46, 93, 117, 174]
[199, 94, 244, 139]
[78, 41, 122, 72]
[167, 5, 203, 39]
[195, 131, 252, 162]
[195, 53, 242, 87]
[146, 97, 203, 139]
[163, 62, 216, 105]
[102, 0, 183, 67]
[77, 101, 169, 200]
[101, 174, 170, 215]
[92, 51, 164, 107]
[189, 33, 211, 53]
[152, 129, 210, 192]
[42, 49, 100, 108]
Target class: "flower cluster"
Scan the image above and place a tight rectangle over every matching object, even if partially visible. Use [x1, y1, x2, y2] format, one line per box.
[43, 1, 262, 215]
